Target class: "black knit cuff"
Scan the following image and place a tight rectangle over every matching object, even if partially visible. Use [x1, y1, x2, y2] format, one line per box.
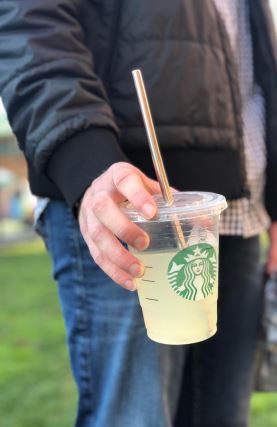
[47, 128, 128, 209]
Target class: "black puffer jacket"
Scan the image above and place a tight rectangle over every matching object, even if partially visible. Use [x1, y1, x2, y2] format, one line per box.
[0, 0, 276, 217]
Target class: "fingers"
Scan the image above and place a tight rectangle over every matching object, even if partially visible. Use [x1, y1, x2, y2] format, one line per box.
[78, 162, 163, 290]
[84, 238, 137, 291]
[141, 176, 178, 195]
[140, 174, 161, 195]
[91, 192, 149, 249]
[80, 205, 146, 290]
[86, 209, 145, 272]
[111, 164, 157, 219]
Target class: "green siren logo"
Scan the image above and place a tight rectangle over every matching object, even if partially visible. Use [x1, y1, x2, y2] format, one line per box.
[167, 243, 217, 301]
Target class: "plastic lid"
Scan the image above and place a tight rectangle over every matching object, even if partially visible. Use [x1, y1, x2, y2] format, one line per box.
[122, 191, 227, 222]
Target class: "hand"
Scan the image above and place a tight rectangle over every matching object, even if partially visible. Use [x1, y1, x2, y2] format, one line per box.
[78, 162, 161, 290]
[266, 222, 277, 275]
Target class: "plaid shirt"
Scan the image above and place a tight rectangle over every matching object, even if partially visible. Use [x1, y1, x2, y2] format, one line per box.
[214, 0, 271, 237]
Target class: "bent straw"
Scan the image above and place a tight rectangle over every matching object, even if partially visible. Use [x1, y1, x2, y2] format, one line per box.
[132, 69, 186, 248]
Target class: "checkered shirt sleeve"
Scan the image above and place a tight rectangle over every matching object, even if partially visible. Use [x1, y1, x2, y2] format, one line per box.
[213, 0, 270, 237]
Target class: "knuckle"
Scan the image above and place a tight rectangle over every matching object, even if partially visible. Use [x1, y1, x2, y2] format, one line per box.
[90, 223, 104, 242]
[118, 229, 135, 244]
[79, 222, 87, 237]
[130, 189, 148, 206]
[115, 222, 140, 242]
[112, 166, 134, 188]
[114, 223, 129, 238]
[91, 192, 108, 213]
[109, 162, 130, 174]
[112, 247, 128, 265]
[110, 269, 125, 285]
[93, 251, 104, 266]
[79, 195, 89, 212]
[90, 178, 100, 193]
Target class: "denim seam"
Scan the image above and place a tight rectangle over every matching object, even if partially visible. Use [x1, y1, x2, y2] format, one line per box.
[72, 220, 84, 283]
[44, 210, 51, 251]
[66, 210, 94, 412]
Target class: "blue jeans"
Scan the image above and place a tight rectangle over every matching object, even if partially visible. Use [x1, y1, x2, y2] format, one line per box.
[35, 200, 184, 427]
[36, 200, 262, 427]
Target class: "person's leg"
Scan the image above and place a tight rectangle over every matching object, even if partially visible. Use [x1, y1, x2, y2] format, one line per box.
[175, 235, 263, 427]
[37, 200, 185, 427]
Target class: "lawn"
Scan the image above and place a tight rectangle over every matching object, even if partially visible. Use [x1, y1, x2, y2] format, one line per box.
[0, 239, 276, 427]
[0, 240, 76, 427]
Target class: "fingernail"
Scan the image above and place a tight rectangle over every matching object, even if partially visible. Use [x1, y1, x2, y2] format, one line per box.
[129, 263, 145, 277]
[125, 280, 137, 291]
[142, 203, 156, 219]
[134, 235, 149, 251]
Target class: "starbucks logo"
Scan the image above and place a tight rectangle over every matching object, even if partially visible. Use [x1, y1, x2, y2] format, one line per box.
[167, 244, 217, 301]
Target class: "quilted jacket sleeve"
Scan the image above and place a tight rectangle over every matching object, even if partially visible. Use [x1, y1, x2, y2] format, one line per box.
[0, 0, 127, 208]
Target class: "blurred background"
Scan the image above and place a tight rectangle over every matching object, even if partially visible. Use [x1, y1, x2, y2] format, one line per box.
[0, 2, 277, 427]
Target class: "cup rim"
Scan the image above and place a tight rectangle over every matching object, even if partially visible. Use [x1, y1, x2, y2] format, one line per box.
[122, 191, 227, 222]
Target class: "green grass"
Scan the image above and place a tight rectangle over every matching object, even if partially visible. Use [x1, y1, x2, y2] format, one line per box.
[0, 240, 276, 427]
[251, 394, 277, 427]
[0, 240, 76, 427]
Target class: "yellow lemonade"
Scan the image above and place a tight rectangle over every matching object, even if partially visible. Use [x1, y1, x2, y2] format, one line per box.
[124, 191, 227, 344]
[133, 248, 218, 344]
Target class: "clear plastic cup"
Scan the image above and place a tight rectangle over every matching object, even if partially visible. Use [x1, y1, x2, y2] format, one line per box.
[122, 192, 227, 345]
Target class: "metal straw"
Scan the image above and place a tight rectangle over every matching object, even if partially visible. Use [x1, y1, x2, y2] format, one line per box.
[132, 70, 174, 206]
[132, 69, 186, 248]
